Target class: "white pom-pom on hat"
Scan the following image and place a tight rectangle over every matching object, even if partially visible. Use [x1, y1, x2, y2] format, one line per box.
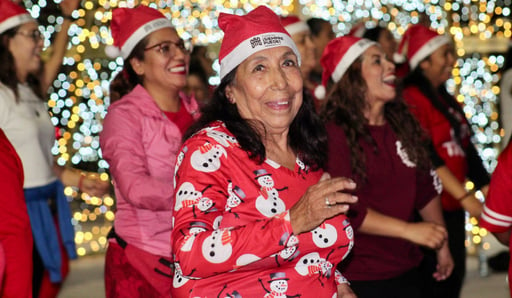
[314, 85, 326, 100]
[105, 45, 121, 58]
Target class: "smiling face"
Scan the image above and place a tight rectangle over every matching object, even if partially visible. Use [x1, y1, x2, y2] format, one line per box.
[130, 27, 190, 94]
[8, 21, 43, 82]
[419, 43, 455, 88]
[360, 45, 396, 105]
[225, 46, 303, 136]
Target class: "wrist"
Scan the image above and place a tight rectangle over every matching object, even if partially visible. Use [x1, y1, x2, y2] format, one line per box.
[78, 172, 86, 189]
[456, 191, 473, 202]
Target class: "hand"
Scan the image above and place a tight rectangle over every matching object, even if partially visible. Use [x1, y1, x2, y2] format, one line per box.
[289, 173, 357, 234]
[59, 0, 80, 17]
[402, 222, 447, 250]
[337, 283, 357, 298]
[433, 244, 454, 281]
[81, 173, 110, 197]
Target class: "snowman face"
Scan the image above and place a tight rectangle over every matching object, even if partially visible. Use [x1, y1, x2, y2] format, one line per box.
[197, 197, 214, 211]
[255, 195, 286, 217]
[202, 230, 233, 264]
[294, 252, 323, 276]
[175, 182, 202, 211]
[311, 223, 338, 248]
[191, 144, 227, 173]
[279, 246, 298, 260]
[269, 279, 288, 292]
[206, 130, 238, 147]
[257, 175, 274, 187]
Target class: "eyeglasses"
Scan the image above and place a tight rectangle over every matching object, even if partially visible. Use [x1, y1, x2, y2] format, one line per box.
[144, 40, 193, 58]
[16, 30, 43, 42]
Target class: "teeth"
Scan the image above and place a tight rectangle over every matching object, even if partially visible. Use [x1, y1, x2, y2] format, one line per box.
[276, 101, 289, 105]
[169, 66, 185, 72]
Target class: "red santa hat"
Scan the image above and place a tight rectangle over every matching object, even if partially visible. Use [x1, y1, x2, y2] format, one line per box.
[314, 36, 376, 99]
[218, 6, 301, 80]
[280, 15, 310, 36]
[106, 5, 172, 59]
[0, 0, 34, 34]
[396, 24, 451, 70]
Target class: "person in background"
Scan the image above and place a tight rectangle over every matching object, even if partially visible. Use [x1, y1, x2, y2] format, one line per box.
[479, 141, 512, 296]
[318, 35, 452, 298]
[190, 45, 215, 79]
[306, 17, 335, 85]
[0, 129, 33, 298]
[280, 16, 320, 104]
[0, 0, 109, 297]
[499, 42, 512, 149]
[184, 58, 211, 106]
[100, 5, 200, 297]
[361, 26, 397, 64]
[171, 6, 357, 297]
[400, 23, 490, 298]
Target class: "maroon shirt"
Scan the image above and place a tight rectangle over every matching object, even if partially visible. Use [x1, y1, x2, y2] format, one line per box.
[326, 122, 440, 280]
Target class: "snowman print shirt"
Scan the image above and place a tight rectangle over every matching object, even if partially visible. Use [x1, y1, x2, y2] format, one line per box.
[171, 121, 353, 297]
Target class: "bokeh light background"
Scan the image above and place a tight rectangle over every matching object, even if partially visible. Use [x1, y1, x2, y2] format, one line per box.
[22, 0, 511, 256]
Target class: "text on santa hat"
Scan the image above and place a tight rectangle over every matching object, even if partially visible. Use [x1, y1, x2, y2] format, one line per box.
[143, 19, 169, 33]
[250, 35, 284, 49]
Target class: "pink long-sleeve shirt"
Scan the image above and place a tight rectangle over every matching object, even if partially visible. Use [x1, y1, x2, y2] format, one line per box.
[100, 85, 199, 257]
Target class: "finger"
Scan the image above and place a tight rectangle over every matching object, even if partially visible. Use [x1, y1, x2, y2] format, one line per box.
[320, 172, 331, 181]
[329, 192, 358, 205]
[324, 203, 350, 217]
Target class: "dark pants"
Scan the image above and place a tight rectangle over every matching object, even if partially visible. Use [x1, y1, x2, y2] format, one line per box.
[419, 209, 466, 298]
[350, 267, 422, 298]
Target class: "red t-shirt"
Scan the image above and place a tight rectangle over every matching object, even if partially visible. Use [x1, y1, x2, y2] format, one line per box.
[480, 142, 512, 295]
[163, 104, 195, 135]
[403, 86, 472, 211]
[171, 121, 353, 297]
[326, 122, 440, 280]
[0, 129, 33, 297]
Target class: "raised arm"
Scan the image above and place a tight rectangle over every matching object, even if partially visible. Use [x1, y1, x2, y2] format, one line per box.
[41, 0, 80, 93]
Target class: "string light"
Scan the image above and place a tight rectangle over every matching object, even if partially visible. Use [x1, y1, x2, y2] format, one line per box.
[25, 0, 506, 255]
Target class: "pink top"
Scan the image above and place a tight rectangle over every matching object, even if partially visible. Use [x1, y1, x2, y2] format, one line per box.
[100, 85, 199, 257]
[171, 121, 353, 297]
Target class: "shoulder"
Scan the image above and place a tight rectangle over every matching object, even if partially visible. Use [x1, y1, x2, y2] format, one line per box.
[0, 82, 16, 104]
[184, 121, 237, 149]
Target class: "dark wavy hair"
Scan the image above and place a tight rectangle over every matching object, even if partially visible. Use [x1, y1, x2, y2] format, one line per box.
[402, 66, 467, 144]
[184, 68, 327, 170]
[0, 27, 43, 101]
[108, 37, 148, 103]
[362, 26, 384, 42]
[321, 57, 430, 182]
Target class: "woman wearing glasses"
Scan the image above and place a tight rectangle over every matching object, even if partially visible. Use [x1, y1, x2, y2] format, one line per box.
[100, 5, 200, 297]
[0, 0, 109, 297]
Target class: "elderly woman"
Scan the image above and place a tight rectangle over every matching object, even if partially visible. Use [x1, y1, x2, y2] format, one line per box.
[100, 5, 199, 297]
[170, 6, 357, 297]
[400, 24, 490, 298]
[318, 36, 453, 298]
